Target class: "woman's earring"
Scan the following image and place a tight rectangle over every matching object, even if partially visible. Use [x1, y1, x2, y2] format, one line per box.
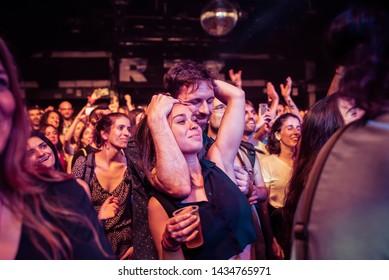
[105, 142, 110, 150]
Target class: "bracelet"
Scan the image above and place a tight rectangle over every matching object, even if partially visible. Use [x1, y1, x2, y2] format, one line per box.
[161, 233, 181, 252]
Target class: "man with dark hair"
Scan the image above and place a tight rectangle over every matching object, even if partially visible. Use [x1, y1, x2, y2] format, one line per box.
[27, 106, 43, 131]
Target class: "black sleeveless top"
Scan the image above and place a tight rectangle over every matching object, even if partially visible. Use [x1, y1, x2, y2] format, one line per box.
[152, 159, 257, 260]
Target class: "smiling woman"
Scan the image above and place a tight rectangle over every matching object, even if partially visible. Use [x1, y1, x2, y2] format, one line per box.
[0, 37, 113, 260]
[27, 131, 60, 171]
[71, 112, 134, 259]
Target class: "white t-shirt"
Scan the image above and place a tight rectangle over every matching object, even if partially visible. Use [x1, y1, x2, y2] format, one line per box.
[260, 154, 292, 208]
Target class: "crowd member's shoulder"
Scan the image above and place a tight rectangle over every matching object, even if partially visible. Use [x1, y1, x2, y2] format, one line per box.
[46, 178, 87, 200]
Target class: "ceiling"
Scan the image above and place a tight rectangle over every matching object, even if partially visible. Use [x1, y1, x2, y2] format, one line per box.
[0, 0, 386, 107]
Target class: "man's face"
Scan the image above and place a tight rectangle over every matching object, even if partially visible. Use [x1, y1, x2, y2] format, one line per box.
[58, 101, 73, 120]
[177, 81, 214, 131]
[276, 104, 286, 117]
[28, 109, 42, 126]
[244, 103, 258, 135]
[209, 98, 226, 133]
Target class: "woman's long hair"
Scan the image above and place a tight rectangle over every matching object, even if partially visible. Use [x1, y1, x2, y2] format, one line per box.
[282, 94, 344, 258]
[132, 115, 156, 184]
[0, 38, 109, 259]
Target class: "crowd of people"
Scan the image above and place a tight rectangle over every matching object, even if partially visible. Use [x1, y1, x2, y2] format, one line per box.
[0, 5, 388, 260]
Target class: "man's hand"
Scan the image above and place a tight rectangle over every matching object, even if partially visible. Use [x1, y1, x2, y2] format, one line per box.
[146, 93, 179, 121]
[234, 166, 250, 195]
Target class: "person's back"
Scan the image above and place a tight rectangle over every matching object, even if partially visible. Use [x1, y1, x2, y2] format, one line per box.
[295, 117, 389, 259]
[292, 6, 389, 259]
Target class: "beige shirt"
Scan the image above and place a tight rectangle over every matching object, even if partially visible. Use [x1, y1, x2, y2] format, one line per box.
[260, 154, 292, 208]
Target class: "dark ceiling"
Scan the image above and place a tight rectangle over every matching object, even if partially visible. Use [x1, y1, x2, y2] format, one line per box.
[0, 0, 387, 107]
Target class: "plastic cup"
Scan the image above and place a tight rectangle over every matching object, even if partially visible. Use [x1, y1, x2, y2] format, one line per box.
[172, 205, 204, 248]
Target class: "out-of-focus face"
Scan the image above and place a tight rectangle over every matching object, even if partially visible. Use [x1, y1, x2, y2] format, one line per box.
[168, 104, 203, 154]
[277, 104, 286, 118]
[177, 81, 215, 131]
[209, 98, 226, 134]
[118, 107, 129, 116]
[81, 126, 95, 147]
[275, 116, 301, 150]
[338, 97, 365, 125]
[0, 61, 16, 154]
[105, 117, 131, 149]
[47, 111, 60, 128]
[74, 121, 85, 140]
[44, 126, 59, 145]
[58, 101, 73, 120]
[244, 103, 258, 135]
[28, 109, 42, 127]
[27, 136, 55, 169]
[135, 112, 144, 126]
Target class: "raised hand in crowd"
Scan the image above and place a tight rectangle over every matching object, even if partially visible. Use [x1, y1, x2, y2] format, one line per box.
[280, 77, 302, 122]
[228, 69, 243, 89]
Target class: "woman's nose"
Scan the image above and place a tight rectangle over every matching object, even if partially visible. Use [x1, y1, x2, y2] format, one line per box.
[35, 148, 45, 156]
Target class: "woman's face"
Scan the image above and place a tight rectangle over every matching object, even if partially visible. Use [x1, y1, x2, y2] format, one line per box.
[47, 111, 60, 128]
[44, 126, 59, 145]
[27, 136, 55, 169]
[168, 104, 203, 154]
[275, 116, 301, 150]
[81, 126, 94, 147]
[0, 61, 16, 154]
[104, 117, 131, 149]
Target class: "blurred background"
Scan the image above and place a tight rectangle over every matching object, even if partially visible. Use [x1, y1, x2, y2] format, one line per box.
[1, 0, 387, 109]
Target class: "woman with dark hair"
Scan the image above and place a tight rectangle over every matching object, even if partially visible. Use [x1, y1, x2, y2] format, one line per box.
[41, 110, 64, 141]
[27, 131, 63, 172]
[72, 112, 133, 260]
[292, 6, 389, 259]
[136, 88, 256, 260]
[41, 124, 67, 172]
[0, 37, 113, 259]
[282, 94, 344, 259]
[259, 112, 301, 255]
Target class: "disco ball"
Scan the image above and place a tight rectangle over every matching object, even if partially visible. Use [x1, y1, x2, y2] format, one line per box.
[200, 0, 239, 36]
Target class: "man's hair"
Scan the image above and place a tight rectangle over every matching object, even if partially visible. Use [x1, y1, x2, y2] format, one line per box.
[163, 60, 217, 98]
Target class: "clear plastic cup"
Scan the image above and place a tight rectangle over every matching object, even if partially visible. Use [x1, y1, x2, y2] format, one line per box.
[172, 205, 204, 248]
